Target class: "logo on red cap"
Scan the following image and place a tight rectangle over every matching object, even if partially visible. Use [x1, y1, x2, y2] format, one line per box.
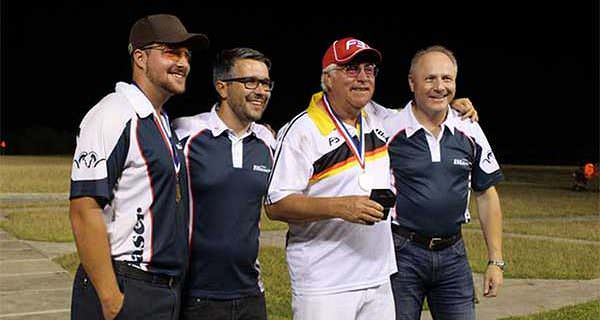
[322, 37, 382, 69]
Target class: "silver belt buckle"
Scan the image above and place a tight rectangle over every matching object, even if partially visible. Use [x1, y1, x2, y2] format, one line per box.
[428, 237, 442, 249]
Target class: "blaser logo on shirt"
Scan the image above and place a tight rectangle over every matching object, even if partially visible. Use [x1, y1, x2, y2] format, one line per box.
[253, 164, 271, 173]
[453, 158, 471, 167]
[131, 209, 145, 266]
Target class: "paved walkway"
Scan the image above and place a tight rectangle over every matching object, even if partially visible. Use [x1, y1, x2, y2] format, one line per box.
[1, 229, 598, 319]
[0, 230, 73, 320]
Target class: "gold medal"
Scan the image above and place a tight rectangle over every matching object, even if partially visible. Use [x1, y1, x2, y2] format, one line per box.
[175, 181, 182, 203]
[358, 172, 373, 191]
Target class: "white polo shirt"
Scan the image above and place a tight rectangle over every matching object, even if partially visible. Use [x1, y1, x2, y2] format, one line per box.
[267, 92, 397, 295]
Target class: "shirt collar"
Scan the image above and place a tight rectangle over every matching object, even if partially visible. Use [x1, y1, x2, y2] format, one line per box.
[115, 82, 156, 118]
[404, 101, 456, 138]
[307, 91, 369, 136]
[208, 103, 258, 137]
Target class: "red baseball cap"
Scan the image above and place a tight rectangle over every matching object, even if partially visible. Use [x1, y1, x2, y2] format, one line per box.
[322, 37, 382, 69]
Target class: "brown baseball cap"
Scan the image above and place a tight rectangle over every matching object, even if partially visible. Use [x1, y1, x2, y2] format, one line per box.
[128, 14, 209, 54]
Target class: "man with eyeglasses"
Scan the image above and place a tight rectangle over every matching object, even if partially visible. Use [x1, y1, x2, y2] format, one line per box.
[265, 37, 478, 319]
[173, 48, 275, 320]
[69, 14, 207, 320]
[265, 37, 397, 319]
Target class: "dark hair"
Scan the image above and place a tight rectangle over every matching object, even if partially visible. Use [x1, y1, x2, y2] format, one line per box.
[213, 48, 271, 84]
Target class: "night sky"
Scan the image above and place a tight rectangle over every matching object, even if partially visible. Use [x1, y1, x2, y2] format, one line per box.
[2, 3, 598, 165]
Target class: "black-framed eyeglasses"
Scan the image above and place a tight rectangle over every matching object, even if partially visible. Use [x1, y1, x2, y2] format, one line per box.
[220, 77, 274, 91]
[333, 63, 379, 78]
[142, 45, 192, 61]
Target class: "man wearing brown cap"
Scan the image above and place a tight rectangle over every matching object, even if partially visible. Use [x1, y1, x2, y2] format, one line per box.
[69, 14, 208, 320]
[266, 37, 397, 319]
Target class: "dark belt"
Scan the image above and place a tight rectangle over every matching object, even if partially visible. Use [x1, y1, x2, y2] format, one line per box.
[113, 261, 178, 287]
[391, 224, 461, 251]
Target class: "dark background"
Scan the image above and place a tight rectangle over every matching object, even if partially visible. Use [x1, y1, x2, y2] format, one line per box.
[1, 3, 598, 165]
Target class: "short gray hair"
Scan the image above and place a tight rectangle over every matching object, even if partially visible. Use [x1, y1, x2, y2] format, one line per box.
[320, 64, 338, 92]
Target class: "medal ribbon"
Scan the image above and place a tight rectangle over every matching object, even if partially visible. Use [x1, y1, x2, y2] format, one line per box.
[153, 112, 181, 175]
[322, 94, 365, 170]
[132, 81, 181, 174]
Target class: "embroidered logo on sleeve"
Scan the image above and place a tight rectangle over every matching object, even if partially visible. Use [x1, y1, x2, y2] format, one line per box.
[480, 150, 500, 173]
[73, 151, 106, 169]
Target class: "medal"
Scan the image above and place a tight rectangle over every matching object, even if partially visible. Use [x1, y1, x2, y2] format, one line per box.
[175, 181, 182, 203]
[323, 94, 369, 190]
[358, 172, 373, 191]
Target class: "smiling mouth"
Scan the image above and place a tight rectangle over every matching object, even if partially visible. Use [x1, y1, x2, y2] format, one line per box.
[248, 100, 265, 107]
[170, 72, 186, 79]
[429, 94, 448, 101]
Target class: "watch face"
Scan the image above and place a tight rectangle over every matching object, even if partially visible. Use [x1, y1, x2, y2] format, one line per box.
[489, 260, 505, 270]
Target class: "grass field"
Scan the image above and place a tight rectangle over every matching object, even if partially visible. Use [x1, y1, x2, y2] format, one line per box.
[464, 231, 600, 279]
[465, 218, 600, 241]
[0, 156, 71, 193]
[0, 206, 73, 242]
[2, 156, 599, 319]
[500, 299, 600, 320]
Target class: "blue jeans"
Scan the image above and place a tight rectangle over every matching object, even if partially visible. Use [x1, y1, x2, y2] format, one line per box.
[390, 233, 475, 320]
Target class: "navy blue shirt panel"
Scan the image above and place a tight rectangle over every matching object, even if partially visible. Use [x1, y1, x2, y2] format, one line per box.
[136, 116, 189, 276]
[186, 131, 271, 299]
[390, 127, 502, 236]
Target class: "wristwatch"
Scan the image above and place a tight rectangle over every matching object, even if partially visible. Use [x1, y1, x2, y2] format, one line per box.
[488, 260, 506, 271]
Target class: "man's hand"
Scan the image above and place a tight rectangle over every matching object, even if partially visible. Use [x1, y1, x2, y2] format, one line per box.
[483, 264, 503, 297]
[451, 98, 478, 122]
[101, 291, 125, 320]
[336, 196, 384, 225]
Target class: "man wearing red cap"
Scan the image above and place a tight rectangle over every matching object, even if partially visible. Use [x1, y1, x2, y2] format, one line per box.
[69, 14, 208, 320]
[266, 37, 397, 319]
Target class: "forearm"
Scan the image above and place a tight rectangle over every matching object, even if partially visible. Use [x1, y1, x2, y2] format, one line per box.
[70, 197, 121, 301]
[265, 194, 340, 223]
[476, 187, 503, 260]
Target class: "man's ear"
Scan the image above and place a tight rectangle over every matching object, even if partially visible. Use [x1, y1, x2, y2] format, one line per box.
[132, 49, 147, 70]
[215, 81, 228, 100]
[408, 74, 415, 93]
[324, 73, 334, 91]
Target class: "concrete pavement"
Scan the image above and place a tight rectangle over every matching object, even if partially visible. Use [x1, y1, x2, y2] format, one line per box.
[0, 230, 72, 320]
